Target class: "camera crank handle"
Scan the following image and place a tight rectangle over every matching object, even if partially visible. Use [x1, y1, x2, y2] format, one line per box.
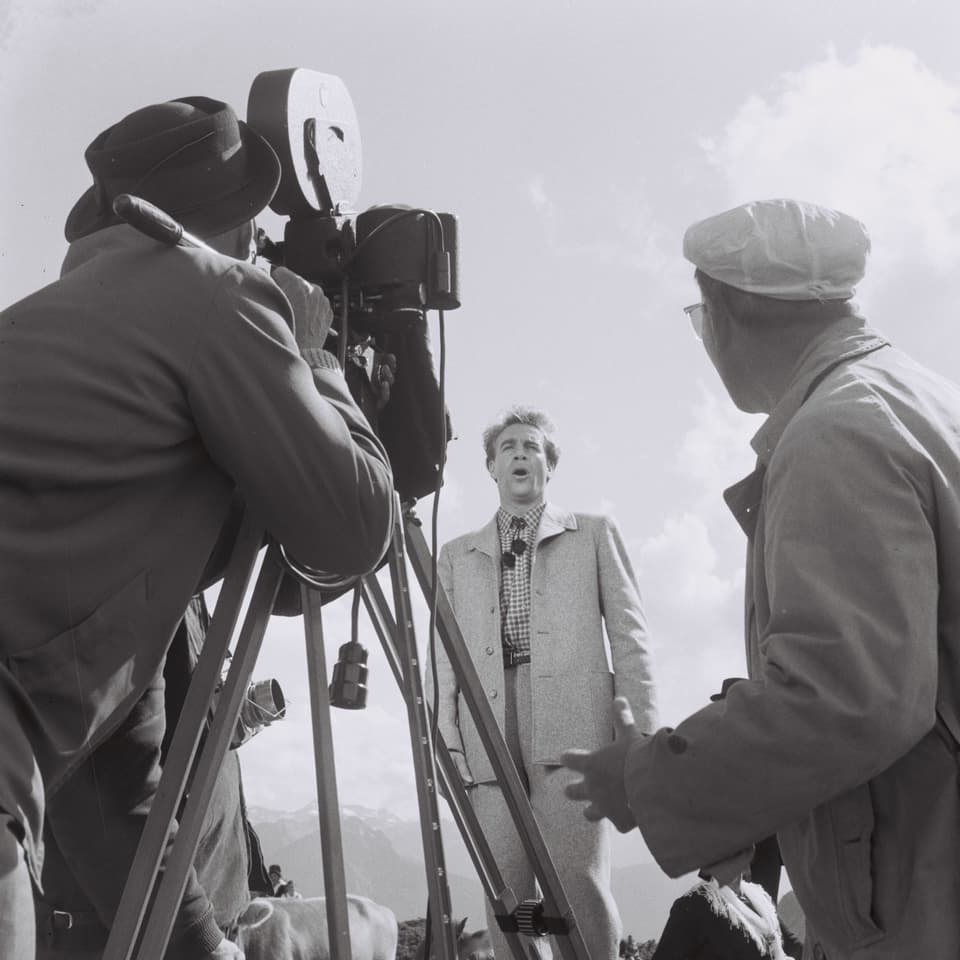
[112, 193, 211, 250]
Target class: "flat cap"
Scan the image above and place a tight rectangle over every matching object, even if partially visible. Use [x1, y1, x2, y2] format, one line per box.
[683, 199, 870, 301]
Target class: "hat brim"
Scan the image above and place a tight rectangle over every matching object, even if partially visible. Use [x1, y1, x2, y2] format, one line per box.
[64, 121, 281, 243]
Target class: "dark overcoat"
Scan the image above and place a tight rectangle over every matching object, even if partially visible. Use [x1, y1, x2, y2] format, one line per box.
[0, 225, 393, 841]
[626, 319, 960, 959]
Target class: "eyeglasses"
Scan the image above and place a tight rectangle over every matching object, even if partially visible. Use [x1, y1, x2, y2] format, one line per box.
[683, 302, 705, 341]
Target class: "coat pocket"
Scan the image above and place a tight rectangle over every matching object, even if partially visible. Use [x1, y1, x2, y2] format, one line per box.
[789, 783, 884, 950]
[8, 571, 150, 786]
[830, 785, 883, 945]
[457, 691, 497, 784]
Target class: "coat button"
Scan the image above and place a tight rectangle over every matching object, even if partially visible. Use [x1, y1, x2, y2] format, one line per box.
[485, 646, 495, 655]
[667, 733, 687, 755]
[489, 690, 499, 700]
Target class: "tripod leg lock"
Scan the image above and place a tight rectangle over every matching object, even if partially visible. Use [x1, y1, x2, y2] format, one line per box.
[496, 900, 570, 938]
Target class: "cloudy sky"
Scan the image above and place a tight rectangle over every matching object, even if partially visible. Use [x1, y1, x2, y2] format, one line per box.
[3, 0, 960, 867]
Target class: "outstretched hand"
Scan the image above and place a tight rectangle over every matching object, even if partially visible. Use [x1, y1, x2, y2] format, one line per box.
[562, 696, 642, 833]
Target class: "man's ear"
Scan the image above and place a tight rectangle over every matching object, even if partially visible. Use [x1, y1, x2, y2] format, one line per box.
[486, 460, 496, 481]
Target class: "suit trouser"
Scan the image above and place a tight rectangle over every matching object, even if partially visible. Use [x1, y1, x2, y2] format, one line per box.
[44, 668, 223, 958]
[469, 664, 620, 960]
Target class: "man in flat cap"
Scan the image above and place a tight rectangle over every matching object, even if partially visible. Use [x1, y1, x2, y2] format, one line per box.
[563, 198, 960, 960]
[0, 96, 394, 957]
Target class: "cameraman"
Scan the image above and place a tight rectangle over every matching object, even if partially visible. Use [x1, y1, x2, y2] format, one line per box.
[0, 96, 394, 958]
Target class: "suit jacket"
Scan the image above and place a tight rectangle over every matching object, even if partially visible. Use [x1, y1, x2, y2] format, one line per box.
[431, 503, 657, 783]
[0, 224, 394, 793]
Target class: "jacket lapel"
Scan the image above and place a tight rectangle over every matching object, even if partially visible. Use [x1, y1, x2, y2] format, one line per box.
[536, 502, 577, 545]
[464, 515, 499, 559]
[724, 466, 766, 540]
[462, 503, 576, 555]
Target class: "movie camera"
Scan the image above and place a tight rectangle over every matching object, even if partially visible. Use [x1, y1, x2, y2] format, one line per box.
[106, 71, 585, 960]
[247, 69, 459, 502]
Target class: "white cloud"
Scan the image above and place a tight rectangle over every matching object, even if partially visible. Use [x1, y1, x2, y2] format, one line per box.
[633, 512, 746, 725]
[631, 391, 758, 724]
[528, 172, 559, 239]
[674, 384, 762, 501]
[525, 173, 670, 272]
[702, 45, 960, 279]
[241, 596, 422, 816]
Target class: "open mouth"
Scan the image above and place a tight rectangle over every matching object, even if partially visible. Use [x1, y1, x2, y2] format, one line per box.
[512, 467, 529, 479]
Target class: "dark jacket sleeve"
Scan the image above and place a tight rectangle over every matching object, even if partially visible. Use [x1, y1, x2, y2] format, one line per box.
[626, 407, 939, 876]
[652, 893, 703, 959]
[186, 264, 394, 577]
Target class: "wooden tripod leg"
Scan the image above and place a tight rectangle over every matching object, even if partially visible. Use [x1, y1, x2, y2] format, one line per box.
[402, 515, 593, 960]
[360, 574, 527, 960]
[133, 544, 284, 957]
[373, 500, 460, 960]
[103, 513, 266, 960]
[301, 584, 353, 960]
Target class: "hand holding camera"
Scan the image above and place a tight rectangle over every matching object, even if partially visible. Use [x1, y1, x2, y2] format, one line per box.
[272, 265, 334, 353]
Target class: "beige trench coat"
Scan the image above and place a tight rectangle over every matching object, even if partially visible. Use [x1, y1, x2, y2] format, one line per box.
[625, 318, 960, 959]
[431, 504, 658, 783]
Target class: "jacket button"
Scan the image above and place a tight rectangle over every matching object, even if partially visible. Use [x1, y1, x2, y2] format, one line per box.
[667, 733, 687, 755]
[489, 690, 499, 700]
[485, 646, 495, 655]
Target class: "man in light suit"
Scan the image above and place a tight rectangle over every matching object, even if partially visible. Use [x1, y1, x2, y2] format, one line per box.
[432, 405, 657, 960]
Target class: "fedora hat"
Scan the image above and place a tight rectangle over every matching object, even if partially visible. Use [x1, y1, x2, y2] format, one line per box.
[709, 677, 747, 702]
[65, 96, 281, 242]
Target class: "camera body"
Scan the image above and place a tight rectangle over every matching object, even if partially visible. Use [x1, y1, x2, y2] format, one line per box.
[247, 69, 459, 500]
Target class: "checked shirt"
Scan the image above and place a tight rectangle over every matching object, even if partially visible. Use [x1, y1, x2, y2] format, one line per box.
[496, 502, 546, 663]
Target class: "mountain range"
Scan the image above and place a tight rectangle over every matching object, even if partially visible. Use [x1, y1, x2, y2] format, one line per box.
[247, 802, 693, 941]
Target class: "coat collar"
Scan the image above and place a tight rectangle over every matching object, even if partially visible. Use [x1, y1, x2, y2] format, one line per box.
[724, 317, 889, 539]
[60, 223, 156, 278]
[466, 502, 577, 557]
[749, 316, 889, 467]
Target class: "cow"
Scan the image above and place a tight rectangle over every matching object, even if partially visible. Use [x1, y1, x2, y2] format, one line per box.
[236, 894, 398, 960]
[450, 920, 494, 960]
[415, 918, 494, 960]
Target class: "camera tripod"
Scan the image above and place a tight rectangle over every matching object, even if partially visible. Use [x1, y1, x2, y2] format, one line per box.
[101, 498, 593, 960]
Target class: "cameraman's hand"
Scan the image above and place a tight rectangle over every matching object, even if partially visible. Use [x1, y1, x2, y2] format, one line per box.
[272, 266, 334, 352]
